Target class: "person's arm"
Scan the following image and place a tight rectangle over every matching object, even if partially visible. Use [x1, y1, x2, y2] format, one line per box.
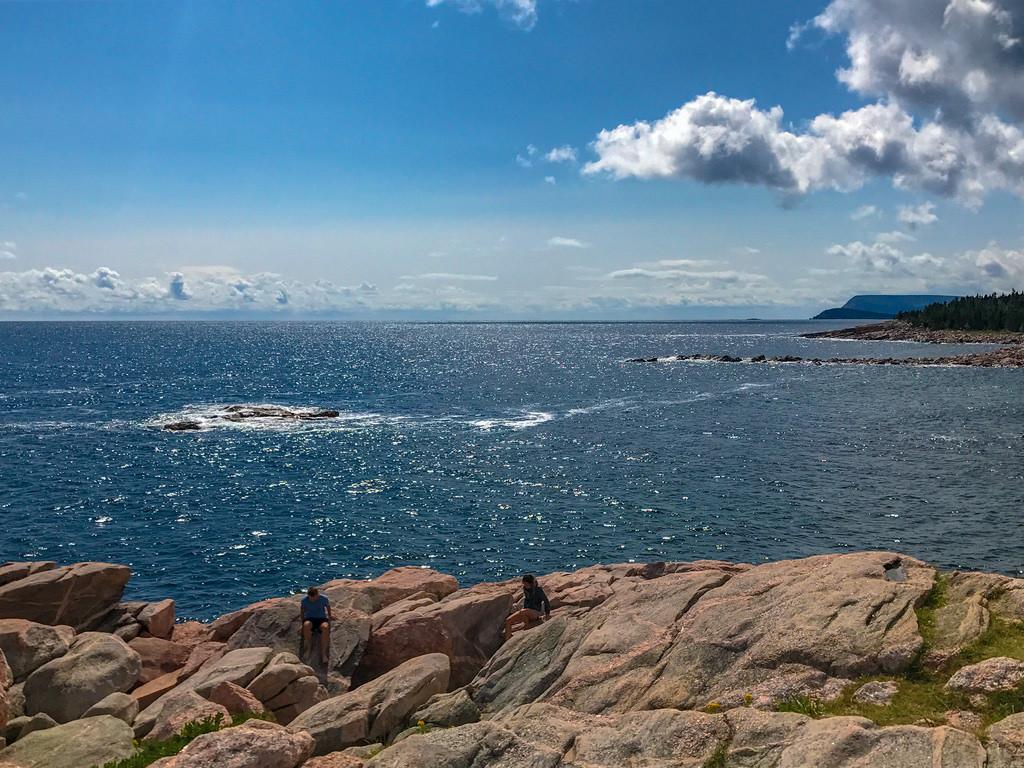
[541, 588, 551, 618]
[299, 599, 306, 622]
[325, 596, 332, 622]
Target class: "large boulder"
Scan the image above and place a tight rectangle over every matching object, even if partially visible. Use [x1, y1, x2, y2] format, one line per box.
[225, 600, 371, 683]
[357, 586, 515, 688]
[288, 653, 450, 755]
[204, 681, 263, 716]
[0, 620, 74, 682]
[149, 719, 314, 768]
[130, 637, 191, 684]
[0, 562, 131, 629]
[0, 715, 134, 768]
[23, 632, 141, 723]
[468, 552, 932, 716]
[0, 563, 55, 588]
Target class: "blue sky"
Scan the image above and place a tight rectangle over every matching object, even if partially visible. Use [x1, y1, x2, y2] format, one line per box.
[2, 0, 1023, 318]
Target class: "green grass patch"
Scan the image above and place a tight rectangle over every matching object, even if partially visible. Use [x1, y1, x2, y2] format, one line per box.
[701, 741, 730, 768]
[775, 578, 1024, 730]
[101, 712, 272, 768]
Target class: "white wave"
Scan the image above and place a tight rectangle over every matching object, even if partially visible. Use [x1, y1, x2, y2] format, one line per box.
[566, 398, 634, 417]
[147, 403, 395, 433]
[468, 410, 555, 431]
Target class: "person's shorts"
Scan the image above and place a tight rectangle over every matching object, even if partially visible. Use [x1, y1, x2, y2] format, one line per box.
[306, 617, 328, 633]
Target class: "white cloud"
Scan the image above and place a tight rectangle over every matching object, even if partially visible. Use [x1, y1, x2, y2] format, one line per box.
[546, 236, 589, 248]
[587, 1, 1024, 206]
[544, 175, 557, 185]
[898, 201, 940, 226]
[402, 272, 499, 281]
[875, 230, 917, 243]
[545, 145, 578, 163]
[515, 143, 538, 168]
[1, 241, 16, 260]
[850, 204, 879, 220]
[827, 240, 943, 273]
[428, 0, 539, 30]
[737, 246, 761, 254]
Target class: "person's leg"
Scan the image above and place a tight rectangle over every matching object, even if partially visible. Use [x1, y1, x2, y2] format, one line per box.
[505, 609, 541, 639]
[302, 620, 312, 658]
[320, 621, 330, 663]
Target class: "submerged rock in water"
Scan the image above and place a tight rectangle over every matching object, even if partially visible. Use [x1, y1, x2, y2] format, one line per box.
[161, 405, 342, 431]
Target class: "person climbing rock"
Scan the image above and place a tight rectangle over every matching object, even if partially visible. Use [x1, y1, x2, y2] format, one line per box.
[504, 573, 550, 640]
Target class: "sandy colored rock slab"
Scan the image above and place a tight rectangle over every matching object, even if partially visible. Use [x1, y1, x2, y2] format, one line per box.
[144, 690, 230, 742]
[289, 653, 450, 755]
[0, 621, 74, 682]
[305, 753, 366, 768]
[946, 657, 1024, 694]
[130, 636, 191, 684]
[0, 564, 55, 589]
[0, 715, 134, 768]
[23, 632, 141, 723]
[0, 562, 131, 629]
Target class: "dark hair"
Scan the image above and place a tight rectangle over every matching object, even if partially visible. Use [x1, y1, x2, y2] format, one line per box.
[307, 587, 319, 596]
[521, 574, 536, 585]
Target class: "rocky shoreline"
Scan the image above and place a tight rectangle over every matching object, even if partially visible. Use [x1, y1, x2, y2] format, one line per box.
[626, 320, 1024, 368]
[801, 320, 1024, 345]
[628, 347, 1024, 367]
[3, 553, 1024, 767]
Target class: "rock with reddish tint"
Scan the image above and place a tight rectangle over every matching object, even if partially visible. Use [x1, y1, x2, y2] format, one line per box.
[370, 593, 438, 632]
[0, 650, 8, 734]
[322, 568, 459, 615]
[247, 661, 315, 702]
[139, 599, 176, 640]
[203, 681, 263, 716]
[0, 562, 131, 630]
[148, 719, 314, 768]
[946, 657, 1024, 694]
[288, 653, 450, 755]
[172, 621, 212, 648]
[23, 632, 141, 723]
[131, 668, 187, 710]
[264, 676, 321, 724]
[181, 641, 227, 678]
[357, 586, 514, 688]
[988, 712, 1024, 768]
[142, 690, 230, 741]
[130, 637, 191, 684]
[0, 620, 74, 682]
[303, 753, 365, 768]
[0, 563, 56, 588]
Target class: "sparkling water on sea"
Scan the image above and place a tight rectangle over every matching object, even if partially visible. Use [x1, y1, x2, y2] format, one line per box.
[1, 321, 1022, 619]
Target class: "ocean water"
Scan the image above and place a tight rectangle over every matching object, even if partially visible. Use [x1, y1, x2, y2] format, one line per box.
[1, 320, 1022, 619]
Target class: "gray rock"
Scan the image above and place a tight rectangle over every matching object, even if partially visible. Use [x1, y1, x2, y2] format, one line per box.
[5, 712, 57, 742]
[0, 620, 75, 682]
[412, 688, 480, 727]
[23, 631, 141, 723]
[84, 691, 139, 724]
[853, 680, 900, 706]
[946, 657, 1024, 693]
[0, 714, 134, 768]
[988, 712, 1024, 768]
[289, 653, 450, 755]
[141, 689, 230, 742]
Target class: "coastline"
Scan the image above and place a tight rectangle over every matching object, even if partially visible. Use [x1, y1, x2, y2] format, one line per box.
[4, 553, 1024, 767]
[800, 320, 1024, 345]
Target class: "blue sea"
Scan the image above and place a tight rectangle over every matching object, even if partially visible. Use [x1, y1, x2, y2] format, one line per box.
[1, 321, 1022, 619]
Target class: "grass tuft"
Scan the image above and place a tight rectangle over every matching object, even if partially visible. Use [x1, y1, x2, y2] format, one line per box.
[101, 712, 272, 768]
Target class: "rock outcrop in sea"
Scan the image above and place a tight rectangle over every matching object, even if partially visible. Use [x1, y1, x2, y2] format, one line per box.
[3, 552, 1024, 766]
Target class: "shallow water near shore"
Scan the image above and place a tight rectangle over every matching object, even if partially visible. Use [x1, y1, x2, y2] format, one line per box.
[1, 320, 1022, 619]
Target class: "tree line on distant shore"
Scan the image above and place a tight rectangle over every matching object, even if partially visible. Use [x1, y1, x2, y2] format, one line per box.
[897, 291, 1024, 331]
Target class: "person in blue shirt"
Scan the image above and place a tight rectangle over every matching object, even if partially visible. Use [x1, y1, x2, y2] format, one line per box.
[300, 586, 332, 664]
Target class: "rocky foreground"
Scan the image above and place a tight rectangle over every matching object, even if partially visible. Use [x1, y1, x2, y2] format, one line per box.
[3, 553, 1024, 767]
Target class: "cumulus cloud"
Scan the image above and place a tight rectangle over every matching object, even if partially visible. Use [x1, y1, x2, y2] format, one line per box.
[515, 144, 538, 168]
[587, 1, 1024, 206]
[428, 0, 538, 30]
[898, 201, 940, 226]
[545, 145, 578, 163]
[1, 241, 16, 260]
[0, 267, 381, 315]
[827, 240, 944, 273]
[875, 230, 918, 243]
[544, 175, 557, 184]
[546, 236, 589, 248]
